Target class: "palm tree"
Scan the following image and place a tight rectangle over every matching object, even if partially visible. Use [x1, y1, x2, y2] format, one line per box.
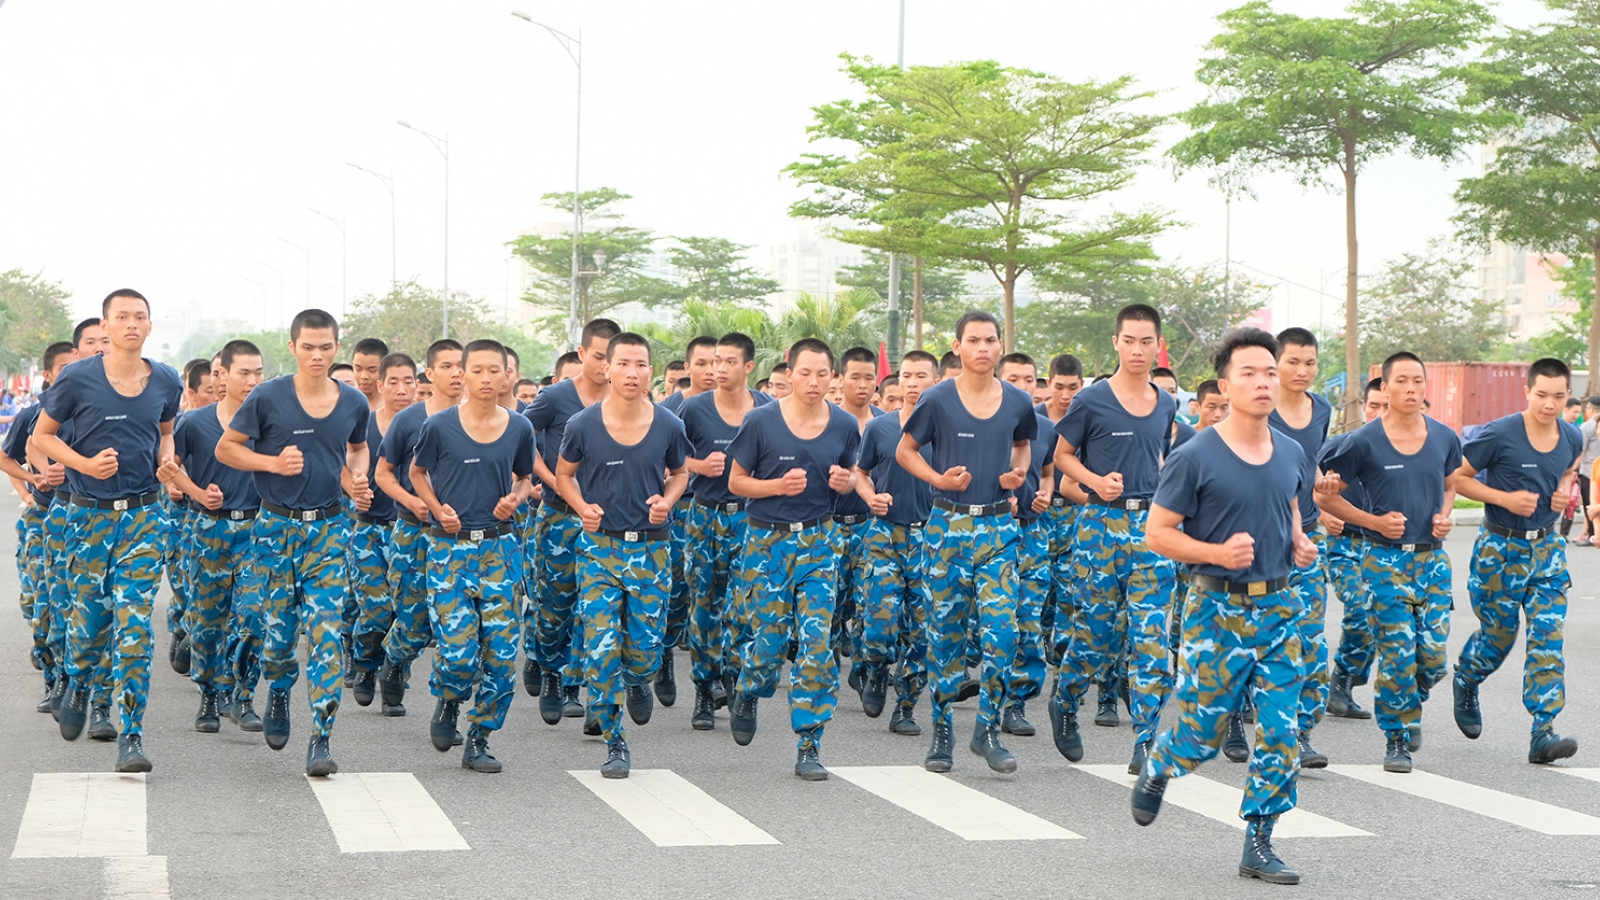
[772, 289, 886, 363]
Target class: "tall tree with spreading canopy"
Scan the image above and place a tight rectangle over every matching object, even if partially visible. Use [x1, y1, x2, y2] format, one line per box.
[787, 56, 1169, 349]
[665, 237, 780, 307]
[1454, 0, 1600, 375]
[836, 250, 971, 352]
[0, 269, 73, 372]
[343, 280, 551, 369]
[1171, 0, 1496, 419]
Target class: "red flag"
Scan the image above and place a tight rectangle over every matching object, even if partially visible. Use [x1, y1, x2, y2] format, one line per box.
[1157, 337, 1170, 369]
[879, 341, 891, 381]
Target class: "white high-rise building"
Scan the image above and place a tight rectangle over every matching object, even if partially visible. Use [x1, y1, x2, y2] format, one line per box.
[764, 220, 865, 316]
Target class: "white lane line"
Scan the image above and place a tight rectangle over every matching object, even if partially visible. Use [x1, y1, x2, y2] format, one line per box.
[831, 766, 1081, 841]
[12, 773, 147, 858]
[1075, 765, 1371, 837]
[104, 856, 169, 900]
[1330, 765, 1600, 835]
[568, 770, 781, 846]
[305, 773, 471, 853]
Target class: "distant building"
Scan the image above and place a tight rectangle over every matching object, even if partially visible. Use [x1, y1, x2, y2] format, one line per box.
[1477, 242, 1573, 341]
[764, 220, 864, 316]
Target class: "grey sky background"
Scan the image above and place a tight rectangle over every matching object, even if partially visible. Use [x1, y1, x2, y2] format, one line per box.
[0, 0, 1548, 357]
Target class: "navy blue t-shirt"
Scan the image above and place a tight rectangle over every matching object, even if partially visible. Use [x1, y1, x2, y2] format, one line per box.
[728, 401, 861, 523]
[903, 380, 1037, 507]
[413, 407, 536, 531]
[364, 410, 399, 520]
[173, 404, 259, 511]
[1055, 379, 1177, 503]
[1014, 412, 1058, 522]
[1172, 419, 1198, 451]
[1269, 392, 1333, 529]
[1463, 413, 1583, 532]
[42, 355, 182, 501]
[1153, 426, 1305, 583]
[560, 403, 691, 533]
[3, 401, 50, 504]
[525, 378, 597, 482]
[1317, 433, 1368, 539]
[380, 401, 431, 501]
[229, 375, 369, 511]
[835, 405, 887, 519]
[678, 389, 774, 505]
[659, 390, 698, 417]
[1320, 416, 1463, 545]
[857, 413, 933, 527]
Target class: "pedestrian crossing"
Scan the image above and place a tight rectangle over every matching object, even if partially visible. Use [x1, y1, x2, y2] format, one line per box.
[1074, 765, 1371, 837]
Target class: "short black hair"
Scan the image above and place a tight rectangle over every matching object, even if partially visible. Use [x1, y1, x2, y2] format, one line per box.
[72, 317, 102, 348]
[998, 352, 1036, 375]
[379, 352, 417, 380]
[352, 338, 389, 359]
[1566, 396, 1583, 407]
[580, 317, 621, 349]
[717, 332, 757, 365]
[685, 335, 717, 357]
[770, 362, 790, 376]
[675, 376, 691, 389]
[1588, 395, 1600, 408]
[788, 338, 835, 371]
[606, 332, 654, 363]
[425, 339, 463, 368]
[665, 359, 686, 373]
[329, 363, 354, 376]
[1211, 327, 1281, 378]
[1528, 357, 1572, 389]
[463, 339, 508, 367]
[539, 375, 554, 386]
[1150, 366, 1176, 382]
[1114, 303, 1161, 336]
[417, 373, 432, 384]
[1049, 354, 1083, 380]
[290, 308, 340, 342]
[183, 358, 211, 390]
[1092, 373, 1111, 383]
[41, 341, 74, 374]
[504, 346, 520, 367]
[840, 346, 877, 369]
[1381, 351, 1424, 383]
[101, 288, 149, 318]
[1195, 379, 1222, 403]
[554, 350, 581, 372]
[220, 339, 262, 369]
[954, 310, 1000, 342]
[901, 350, 938, 371]
[514, 378, 536, 391]
[880, 374, 900, 388]
[1363, 377, 1385, 402]
[1276, 327, 1317, 352]
[755, 377, 771, 390]
[938, 351, 962, 376]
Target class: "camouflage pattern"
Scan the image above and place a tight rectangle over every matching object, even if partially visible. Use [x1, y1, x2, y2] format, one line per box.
[580, 532, 670, 742]
[16, 504, 49, 675]
[1149, 587, 1303, 820]
[663, 498, 694, 650]
[223, 554, 264, 705]
[253, 510, 347, 736]
[1292, 529, 1330, 732]
[1056, 505, 1177, 746]
[187, 514, 259, 693]
[513, 505, 536, 599]
[686, 503, 747, 687]
[337, 502, 358, 636]
[347, 519, 394, 673]
[41, 498, 73, 690]
[382, 519, 435, 669]
[1327, 533, 1376, 685]
[1042, 502, 1078, 658]
[856, 518, 929, 706]
[532, 503, 585, 686]
[62, 504, 164, 735]
[924, 507, 1019, 729]
[426, 532, 519, 733]
[831, 519, 868, 655]
[1363, 544, 1452, 737]
[1457, 529, 1568, 732]
[162, 500, 194, 636]
[1007, 514, 1052, 704]
[737, 524, 840, 746]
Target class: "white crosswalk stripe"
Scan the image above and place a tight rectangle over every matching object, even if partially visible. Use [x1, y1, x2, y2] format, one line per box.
[1328, 765, 1600, 835]
[1074, 765, 1371, 837]
[569, 769, 782, 846]
[11, 773, 147, 858]
[305, 772, 471, 853]
[103, 856, 170, 900]
[832, 766, 1082, 840]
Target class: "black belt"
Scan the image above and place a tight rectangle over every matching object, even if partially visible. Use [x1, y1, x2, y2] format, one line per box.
[428, 522, 516, 542]
[837, 514, 866, 526]
[1192, 574, 1290, 597]
[1367, 538, 1442, 553]
[261, 501, 344, 523]
[933, 498, 1010, 517]
[749, 515, 832, 533]
[694, 497, 747, 514]
[196, 507, 259, 521]
[1049, 497, 1070, 509]
[1092, 496, 1150, 512]
[51, 492, 72, 507]
[675, 494, 695, 505]
[397, 508, 424, 527]
[1485, 522, 1552, 542]
[71, 490, 163, 512]
[542, 492, 572, 514]
[599, 527, 670, 543]
[355, 512, 396, 526]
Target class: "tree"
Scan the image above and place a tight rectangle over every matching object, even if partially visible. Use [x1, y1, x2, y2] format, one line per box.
[836, 250, 971, 352]
[665, 237, 779, 307]
[771, 290, 887, 363]
[1454, 0, 1600, 375]
[507, 188, 674, 343]
[787, 57, 1170, 349]
[0, 269, 73, 372]
[1529, 255, 1595, 366]
[1151, 267, 1275, 385]
[1357, 239, 1508, 370]
[342, 280, 553, 372]
[1171, 0, 1497, 420]
[624, 299, 785, 387]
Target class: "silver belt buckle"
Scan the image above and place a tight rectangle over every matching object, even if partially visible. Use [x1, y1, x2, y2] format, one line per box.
[623, 530, 640, 542]
[1524, 530, 1539, 540]
[724, 503, 739, 515]
[966, 505, 982, 515]
[112, 499, 129, 511]
[301, 510, 316, 522]
[1401, 543, 1417, 552]
[230, 510, 243, 521]
[469, 529, 486, 541]
[1124, 500, 1140, 510]
[787, 522, 802, 533]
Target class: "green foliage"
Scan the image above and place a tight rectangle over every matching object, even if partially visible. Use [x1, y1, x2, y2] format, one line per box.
[1357, 239, 1510, 370]
[1529, 256, 1596, 366]
[0, 269, 73, 372]
[341, 280, 553, 375]
[665, 237, 779, 306]
[835, 251, 972, 352]
[787, 56, 1170, 348]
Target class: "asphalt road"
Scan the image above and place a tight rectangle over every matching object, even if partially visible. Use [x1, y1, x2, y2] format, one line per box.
[3, 497, 1600, 899]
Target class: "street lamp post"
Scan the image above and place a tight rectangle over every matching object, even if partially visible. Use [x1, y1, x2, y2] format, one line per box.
[346, 162, 396, 288]
[886, 0, 906, 362]
[512, 10, 583, 349]
[398, 121, 450, 339]
[309, 208, 347, 318]
[277, 238, 311, 308]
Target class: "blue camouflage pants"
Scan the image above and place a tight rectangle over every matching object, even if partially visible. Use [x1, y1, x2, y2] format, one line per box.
[513, 505, 536, 600]
[1293, 530, 1330, 733]
[16, 504, 49, 676]
[580, 533, 669, 742]
[383, 519, 434, 668]
[1328, 533, 1376, 684]
[1457, 529, 1568, 733]
[738, 524, 840, 747]
[687, 503, 747, 687]
[832, 519, 868, 655]
[1042, 502, 1077, 659]
[857, 518, 930, 708]
[188, 513, 258, 694]
[348, 519, 394, 673]
[664, 499, 693, 650]
[1150, 587, 1304, 819]
[532, 503, 584, 687]
[1007, 514, 1052, 706]
[224, 552, 265, 704]
[1365, 544, 1452, 737]
[164, 502, 195, 636]
[64, 504, 163, 735]
[426, 532, 519, 734]
[925, 507, 1019, 729]
[254, 510, 346, 736]
[1057, 505, 1176, 745]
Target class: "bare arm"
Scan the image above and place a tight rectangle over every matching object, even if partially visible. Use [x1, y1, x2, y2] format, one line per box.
[216, 428, 299, 475]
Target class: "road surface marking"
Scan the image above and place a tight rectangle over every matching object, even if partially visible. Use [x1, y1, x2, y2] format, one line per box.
[1330, 765, 1600, 835]
[1076, 765, 1371, 837]
[305, 773, 470, 853]
[832, 766, 1082, 841]
[12, 773, 146, 858]
[568, 769, 781, 846]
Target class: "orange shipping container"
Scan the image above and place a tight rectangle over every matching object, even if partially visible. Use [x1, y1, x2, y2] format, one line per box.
[1364, 361, 1529, 434]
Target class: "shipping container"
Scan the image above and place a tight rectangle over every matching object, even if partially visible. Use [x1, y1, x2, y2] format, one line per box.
[1364, 361, 1529, 434]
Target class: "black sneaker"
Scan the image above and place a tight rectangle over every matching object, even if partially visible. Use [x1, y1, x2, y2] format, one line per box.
[378, 660, 406, 709]
[463, 730, 503, 773]
[601, 737, 631, 779]
[88, 704, 117, 742]
[1049, 698, 1083, 762]
[35, 686, 52, 715]
[956, 673, 980, 703]
[1299, 731, 1328, 768]
[1130, 757, 1167, 826]
[305, 734, 338, 777]
[352, 668, 377, 707]
[538, 673, 563, 724]
[562, 685, 584, 719]
[522, 658, 541, 698]
[861, 665, 888, 719]
[59, 681, 89, 741]
[890, 703, 922, 736]
[691, 687, 716, 731]
[1383, 731, 1412, 773]
[49, 677, 66, 722]
[1408, 724, 1422, 752]
[654, 648, 677, 707]
[263, 688, 291, 751]
[969, 719, 1017, 774]
[170, 631, 191, 675]
[231, 694, 264, 732]
[1327, 668, 1372, 719]
[1222, 712, 1249, 763]
[711, 677, 728, 710]
[730, 691, 758, 746]
[1093, 689, 1120, 727]
[795, 741, 829, 781]
[925, 720, 954, 772]
[1001, 702, 1036, 736]
[626, 683, 654, 726]
[430, 699, 460, 752]
[583, 704, 602, 736]
[1127, 739, 1150, 776]
[195, 689, 221, 734]
[115, 733, 152, 774]
[1240, 816, 1300, 885]
[1529, 728, 1579, 764]
[1453, 675, 1482, 739]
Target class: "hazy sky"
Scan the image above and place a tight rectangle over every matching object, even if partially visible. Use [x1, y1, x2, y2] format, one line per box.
[0, 0, 1549, 356]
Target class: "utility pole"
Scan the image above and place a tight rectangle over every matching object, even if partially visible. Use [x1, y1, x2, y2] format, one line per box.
[885, 0, 906, 363]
